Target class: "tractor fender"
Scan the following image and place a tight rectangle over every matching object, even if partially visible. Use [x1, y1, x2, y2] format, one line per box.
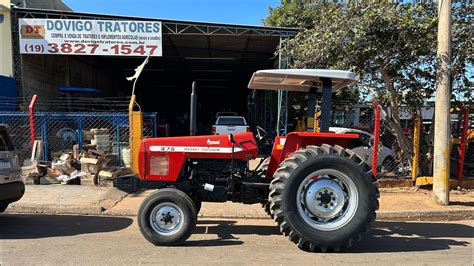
[266, 132, 359, 178]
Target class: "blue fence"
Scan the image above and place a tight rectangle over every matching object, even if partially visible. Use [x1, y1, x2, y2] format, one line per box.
[0, 111, 157, 165]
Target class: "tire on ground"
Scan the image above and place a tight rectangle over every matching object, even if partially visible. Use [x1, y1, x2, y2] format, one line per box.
[138, 188, 197, 246]
[269, 144, 379, 252]
[256, 157, 273, 218]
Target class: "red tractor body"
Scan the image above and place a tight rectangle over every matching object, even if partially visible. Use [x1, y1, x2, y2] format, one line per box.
[266, 132, 359, 177]
[138, 133, 258, 182]
[136, 69, 379, 252]
[138, 132, 359, 183]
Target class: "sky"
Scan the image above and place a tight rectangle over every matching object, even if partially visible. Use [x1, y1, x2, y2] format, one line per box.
[63, 0, 281, 25]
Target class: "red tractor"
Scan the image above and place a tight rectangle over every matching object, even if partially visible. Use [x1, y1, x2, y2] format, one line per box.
[137, 69, 379, 252]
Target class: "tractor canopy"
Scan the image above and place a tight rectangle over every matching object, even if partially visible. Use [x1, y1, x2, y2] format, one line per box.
[247, 69, 356, 92]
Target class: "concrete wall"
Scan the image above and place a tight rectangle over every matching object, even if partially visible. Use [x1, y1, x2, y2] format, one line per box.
[21, 55, 69, 98]
[21, 54, 116, 109]
[0, 0, 13, 77]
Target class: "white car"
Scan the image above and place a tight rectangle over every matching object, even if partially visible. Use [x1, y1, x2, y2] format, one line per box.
[212, 116, 250, 135]
[329, 127, 397, 171]
[0, 125, 25, 213]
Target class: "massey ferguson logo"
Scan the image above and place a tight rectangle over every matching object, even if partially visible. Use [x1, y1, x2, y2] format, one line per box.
[21, 25, 45, 39]
[206, 139, 220, 145]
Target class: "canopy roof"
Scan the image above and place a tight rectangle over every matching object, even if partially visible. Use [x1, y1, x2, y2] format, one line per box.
[248, 69, 356, 92]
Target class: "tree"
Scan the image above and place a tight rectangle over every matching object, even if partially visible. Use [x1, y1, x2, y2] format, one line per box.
[264, 1, 472, 161]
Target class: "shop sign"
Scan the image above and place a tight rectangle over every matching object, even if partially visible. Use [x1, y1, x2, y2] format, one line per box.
[19, 18, 162, 56]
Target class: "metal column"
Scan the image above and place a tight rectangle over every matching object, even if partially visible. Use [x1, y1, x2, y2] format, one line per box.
[306, 88, 317, 132]
[276, 37, 289, 136]
[320, 78, 332, 133]
[277, 90, 288, 136]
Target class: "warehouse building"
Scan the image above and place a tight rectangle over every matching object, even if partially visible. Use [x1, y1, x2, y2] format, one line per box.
[0, 0, 296, 135]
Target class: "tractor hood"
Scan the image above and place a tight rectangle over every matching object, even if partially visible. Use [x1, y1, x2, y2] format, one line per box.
[142, 133, 257, 158]
[138, 133, 258, 181]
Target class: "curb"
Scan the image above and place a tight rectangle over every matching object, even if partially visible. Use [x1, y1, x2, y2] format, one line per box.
[376, 209, 474, 221]
[106, 209, 474, 221]
[6, 204, 105, 216]
[7, 204, 473, 221]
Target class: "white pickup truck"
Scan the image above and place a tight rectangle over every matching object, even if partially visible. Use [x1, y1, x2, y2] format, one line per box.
[212, 116, 250, 135]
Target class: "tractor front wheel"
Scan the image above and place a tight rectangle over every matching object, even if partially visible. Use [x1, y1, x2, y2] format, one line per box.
[269, 144, 379, 252]
[138, 188, 197, 246]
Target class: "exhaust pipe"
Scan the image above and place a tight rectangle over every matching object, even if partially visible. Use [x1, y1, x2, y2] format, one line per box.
[190, 81, 197, 136]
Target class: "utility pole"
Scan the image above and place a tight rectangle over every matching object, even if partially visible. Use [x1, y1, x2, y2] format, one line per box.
[433, 0, 452, 205]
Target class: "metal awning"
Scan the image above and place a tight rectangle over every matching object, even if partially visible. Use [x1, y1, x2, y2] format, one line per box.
[248, 69, 356, 92]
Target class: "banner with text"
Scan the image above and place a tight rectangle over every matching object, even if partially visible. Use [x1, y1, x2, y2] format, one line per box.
[19, 19, 162, 57]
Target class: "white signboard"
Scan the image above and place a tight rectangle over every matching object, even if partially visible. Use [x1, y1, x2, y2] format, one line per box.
[19, 19, 162, 57]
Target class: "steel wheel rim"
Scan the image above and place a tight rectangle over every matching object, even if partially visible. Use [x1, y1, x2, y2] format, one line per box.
[150, 203, 184, 236]
[296, 169, 359, 231]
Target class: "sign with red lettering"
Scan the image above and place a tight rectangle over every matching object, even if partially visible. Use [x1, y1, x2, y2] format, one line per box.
[19, 19, 162, 56]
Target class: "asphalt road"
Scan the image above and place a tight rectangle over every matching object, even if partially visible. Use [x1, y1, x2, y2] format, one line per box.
[0, 214, 472, 265]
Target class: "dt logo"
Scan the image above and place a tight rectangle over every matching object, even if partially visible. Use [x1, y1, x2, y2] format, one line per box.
[21, 24, 45, 38]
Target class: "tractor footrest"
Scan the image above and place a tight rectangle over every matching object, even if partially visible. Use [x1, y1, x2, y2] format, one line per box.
[241, 182, 270, 188]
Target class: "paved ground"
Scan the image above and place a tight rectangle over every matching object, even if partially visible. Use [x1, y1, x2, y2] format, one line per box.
[7, 185, 127, 215]
[6, 185, 474, 220]
[108, 187, 474, 220]
[0, 214, 472, 265]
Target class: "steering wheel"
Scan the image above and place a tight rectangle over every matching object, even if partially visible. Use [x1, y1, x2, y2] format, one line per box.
[255, 126, 268, 141]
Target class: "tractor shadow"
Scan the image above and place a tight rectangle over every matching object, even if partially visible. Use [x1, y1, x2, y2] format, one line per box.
[184, 220, 280, 247]
[0, 214, 133, 239]
[189, 219, 472, 252]
[348, 221, 473, 253]
[449, 201, 474, 207]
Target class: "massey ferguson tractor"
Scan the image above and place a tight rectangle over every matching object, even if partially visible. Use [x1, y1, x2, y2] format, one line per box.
[136, 69, 379, 252]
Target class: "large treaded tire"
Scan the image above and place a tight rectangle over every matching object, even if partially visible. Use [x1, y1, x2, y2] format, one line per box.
[193, 200, 202, 215]
[257, 158, 273, 218]
[262, 201, 273, 219]
[138, 188, 197, 246]
[269, 144, 379, 252]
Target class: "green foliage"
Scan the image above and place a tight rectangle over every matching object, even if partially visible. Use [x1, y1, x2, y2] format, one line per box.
[264, 1, 472, 157]
[264, 2, 473, 109]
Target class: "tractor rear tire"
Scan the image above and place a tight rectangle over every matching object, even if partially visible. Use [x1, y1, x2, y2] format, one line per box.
[269, 144, 379, 252]
[257, 158, 274, 218]
[138, 188, 197, 246]
[262, 202, 273, 219]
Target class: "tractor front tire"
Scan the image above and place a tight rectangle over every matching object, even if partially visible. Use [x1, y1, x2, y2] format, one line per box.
[269, 144, 379, 252]
[138, 188, 197, 246]
[193, 200, 202, 215]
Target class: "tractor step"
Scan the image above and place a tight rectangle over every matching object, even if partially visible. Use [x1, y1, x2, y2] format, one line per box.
[241, 182, 270, 188]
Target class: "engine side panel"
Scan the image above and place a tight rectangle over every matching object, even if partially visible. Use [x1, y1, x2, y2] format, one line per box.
[266, 132, 359, 177]
[138, 132, 258, 182]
